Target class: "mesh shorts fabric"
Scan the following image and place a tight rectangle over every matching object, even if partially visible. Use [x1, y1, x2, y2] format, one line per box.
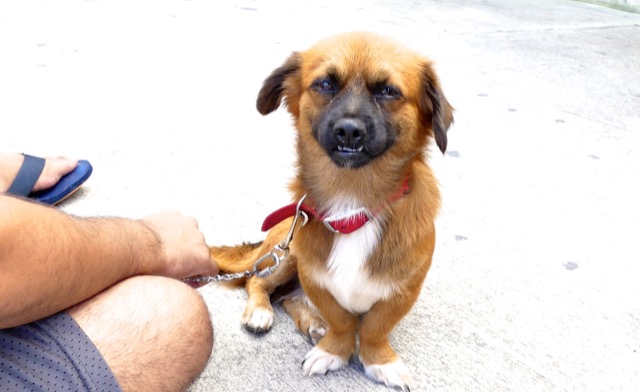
[0, 311, 122, 392]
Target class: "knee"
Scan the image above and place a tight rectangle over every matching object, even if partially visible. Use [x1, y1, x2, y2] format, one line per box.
[136, 276, 214, 349]
[124, 276, 214, 386]
[109, 276, 214, 364]
[71, 276, 213, 391]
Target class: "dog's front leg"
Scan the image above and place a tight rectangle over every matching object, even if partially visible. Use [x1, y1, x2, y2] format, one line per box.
[358, 294, 418, 391]
[299, 280, 358, 377]
[242, 252, 298, 333]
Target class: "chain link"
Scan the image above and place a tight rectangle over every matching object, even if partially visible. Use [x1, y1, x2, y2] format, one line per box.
[183, 196, 308, 285]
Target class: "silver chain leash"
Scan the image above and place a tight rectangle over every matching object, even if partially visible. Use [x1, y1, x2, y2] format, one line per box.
[183, 195, 309, 284]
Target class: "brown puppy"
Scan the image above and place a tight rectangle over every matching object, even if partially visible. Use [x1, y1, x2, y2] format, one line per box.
[211, 31, 453, 390]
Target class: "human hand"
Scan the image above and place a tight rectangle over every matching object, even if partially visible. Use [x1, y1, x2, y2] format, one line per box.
[141, 211, 218, 286]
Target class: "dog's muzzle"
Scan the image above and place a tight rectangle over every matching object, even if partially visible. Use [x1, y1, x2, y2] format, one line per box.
[334, 118, 366, 153]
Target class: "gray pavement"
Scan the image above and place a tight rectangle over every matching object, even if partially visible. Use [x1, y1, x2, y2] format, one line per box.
[1, 1, 639, 391]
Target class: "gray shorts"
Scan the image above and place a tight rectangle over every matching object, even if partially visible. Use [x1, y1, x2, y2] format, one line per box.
[0, 311, 122, 391]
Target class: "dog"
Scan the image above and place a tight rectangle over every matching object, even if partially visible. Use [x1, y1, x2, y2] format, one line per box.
[210, 31, 453, 390]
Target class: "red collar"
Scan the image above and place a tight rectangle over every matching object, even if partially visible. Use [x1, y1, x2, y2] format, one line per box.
[261, 179, 410, 234]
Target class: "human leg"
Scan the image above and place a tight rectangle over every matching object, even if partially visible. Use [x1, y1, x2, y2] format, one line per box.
[68, 276, 213, 392]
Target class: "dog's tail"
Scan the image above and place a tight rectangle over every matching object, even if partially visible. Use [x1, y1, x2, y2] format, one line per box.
[209, 241, 264, 287]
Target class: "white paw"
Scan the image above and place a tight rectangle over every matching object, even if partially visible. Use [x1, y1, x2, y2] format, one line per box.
[302, 347, 347, 376]
[242, 308, 274, 333]
[363, 359, 412, 391]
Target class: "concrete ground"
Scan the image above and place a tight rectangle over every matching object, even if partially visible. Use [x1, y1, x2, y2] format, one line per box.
[1, 0, 639, 391]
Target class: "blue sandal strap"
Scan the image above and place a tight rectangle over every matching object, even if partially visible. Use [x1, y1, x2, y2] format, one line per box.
[6, 154, 46, 196]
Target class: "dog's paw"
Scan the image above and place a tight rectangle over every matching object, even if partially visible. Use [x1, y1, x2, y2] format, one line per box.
[242, 307, 274, 333]
[307, 324, 327, 346]
[282, 292, 328, 345]
[363, 359, 412, 391]
[302, 346, 347, 376]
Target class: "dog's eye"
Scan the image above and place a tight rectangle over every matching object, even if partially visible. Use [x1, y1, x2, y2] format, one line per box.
[373, 84, 401, 100]
[312, 78, 337, 95]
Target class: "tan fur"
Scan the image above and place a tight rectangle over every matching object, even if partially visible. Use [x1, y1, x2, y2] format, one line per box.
[211, 31, 453, 389]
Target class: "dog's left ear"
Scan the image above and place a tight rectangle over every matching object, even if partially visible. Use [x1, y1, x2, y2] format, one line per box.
[256, 53, 301, 116]
[419, 63, 454, 154]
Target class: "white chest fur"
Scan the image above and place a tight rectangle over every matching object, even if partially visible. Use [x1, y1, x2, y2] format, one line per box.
[311, 200, 397, 314]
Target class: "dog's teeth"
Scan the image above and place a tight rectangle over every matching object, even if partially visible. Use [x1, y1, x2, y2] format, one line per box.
[337, 145, 363, 153]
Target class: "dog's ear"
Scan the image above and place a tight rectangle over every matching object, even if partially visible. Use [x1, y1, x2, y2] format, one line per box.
[419, 63, 454, 154]
[256, 53, 301, 115]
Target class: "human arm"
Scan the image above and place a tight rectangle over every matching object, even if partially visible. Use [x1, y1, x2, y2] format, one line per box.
[0, 194, 218, 328]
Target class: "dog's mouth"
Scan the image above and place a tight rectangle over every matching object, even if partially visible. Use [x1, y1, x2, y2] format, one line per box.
[325, 118, 372, 168]
[331, 144, 371, 169]
[313, 109, 393, 169]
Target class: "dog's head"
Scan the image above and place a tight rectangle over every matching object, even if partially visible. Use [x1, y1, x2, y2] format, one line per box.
[257, 32, 453, 172]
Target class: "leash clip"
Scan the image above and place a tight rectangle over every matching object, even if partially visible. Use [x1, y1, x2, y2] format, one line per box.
[184, 194, 311, 284]
[252, 245, 288, 278]
[281, 195, 309, 247]
[252, 194, 308, 278]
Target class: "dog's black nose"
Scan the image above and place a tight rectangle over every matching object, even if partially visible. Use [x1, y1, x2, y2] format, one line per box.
[333, 118, 366, 151]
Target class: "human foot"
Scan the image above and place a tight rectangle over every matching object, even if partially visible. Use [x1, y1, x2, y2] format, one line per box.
[0, 153, 78, 193]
